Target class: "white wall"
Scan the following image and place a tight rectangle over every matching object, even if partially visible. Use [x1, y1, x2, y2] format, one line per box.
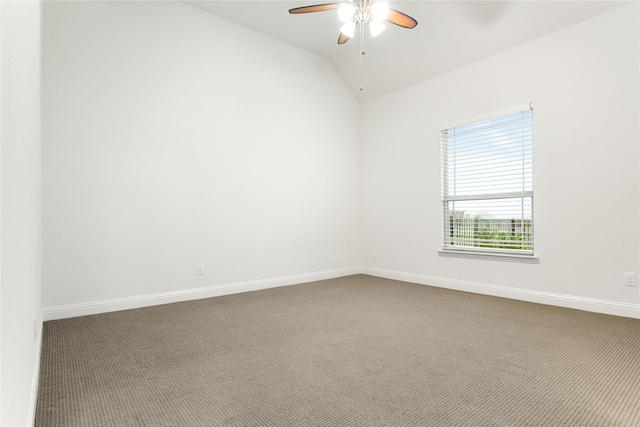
[1, 0, 43, 425]
[41, 0, 640, 320]
[42, 1, 360, 310]
[361, 4, 640, 315]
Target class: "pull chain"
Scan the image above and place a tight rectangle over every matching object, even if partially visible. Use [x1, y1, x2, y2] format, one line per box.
[359, 23, 365, 92]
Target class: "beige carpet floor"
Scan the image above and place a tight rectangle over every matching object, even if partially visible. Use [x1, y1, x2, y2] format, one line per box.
[36, 275, 640, 426]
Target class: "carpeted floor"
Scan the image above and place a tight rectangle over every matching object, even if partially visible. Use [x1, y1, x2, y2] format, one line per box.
[36, 275, 640, 426]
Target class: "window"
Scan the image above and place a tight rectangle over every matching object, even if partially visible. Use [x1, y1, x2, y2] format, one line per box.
[440, 104, 533, 258]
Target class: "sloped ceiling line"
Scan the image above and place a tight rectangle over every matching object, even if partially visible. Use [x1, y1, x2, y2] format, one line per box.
[181, 1, 628, 103]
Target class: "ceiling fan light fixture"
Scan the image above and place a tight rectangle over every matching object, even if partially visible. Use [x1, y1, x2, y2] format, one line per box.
[289, 1, 417, 48]
[370, 2, 390, 22]
[340, 22, 356, 38]
[338, 3, 356, 23]
[369, 21, 386, 37]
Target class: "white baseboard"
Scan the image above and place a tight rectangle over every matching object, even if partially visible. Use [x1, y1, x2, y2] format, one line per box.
[42, 267, 362, 321]
[42, 266, 640, 321]
[362, 266, 640, 319]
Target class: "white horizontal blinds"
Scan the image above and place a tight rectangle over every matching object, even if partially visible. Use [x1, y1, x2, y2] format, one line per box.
[441, 106, 533, 254]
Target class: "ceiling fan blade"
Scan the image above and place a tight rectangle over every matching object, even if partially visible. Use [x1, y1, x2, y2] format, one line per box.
[338, 33, 350, 45]
[386, 9, 418, 29]
[289, 3, 339, 14]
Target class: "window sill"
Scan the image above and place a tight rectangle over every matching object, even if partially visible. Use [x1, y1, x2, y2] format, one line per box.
[438, 249, 539, 264]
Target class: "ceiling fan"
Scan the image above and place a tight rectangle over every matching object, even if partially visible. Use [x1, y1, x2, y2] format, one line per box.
[289, 0, 418, 45]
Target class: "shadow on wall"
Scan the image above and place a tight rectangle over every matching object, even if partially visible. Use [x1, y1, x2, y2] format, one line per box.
[459, 1, 512, 26]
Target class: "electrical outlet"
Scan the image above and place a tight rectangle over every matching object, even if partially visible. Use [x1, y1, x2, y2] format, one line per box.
[196, 264, 204, 275]
[624, 272, 636, 287]
[372, 250, 377, 260]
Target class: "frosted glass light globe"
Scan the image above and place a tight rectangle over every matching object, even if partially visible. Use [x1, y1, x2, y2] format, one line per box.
[370, 2, 390, 22]
[338, 3, 356, 23]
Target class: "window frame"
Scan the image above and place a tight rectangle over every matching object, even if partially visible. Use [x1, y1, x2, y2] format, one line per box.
[438, 103, 537, 263]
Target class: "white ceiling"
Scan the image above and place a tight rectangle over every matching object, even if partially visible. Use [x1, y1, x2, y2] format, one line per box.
[181, 1, 629, 102]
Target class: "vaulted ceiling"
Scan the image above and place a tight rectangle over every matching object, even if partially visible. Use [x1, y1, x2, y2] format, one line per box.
[182, 1, 629, 102]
